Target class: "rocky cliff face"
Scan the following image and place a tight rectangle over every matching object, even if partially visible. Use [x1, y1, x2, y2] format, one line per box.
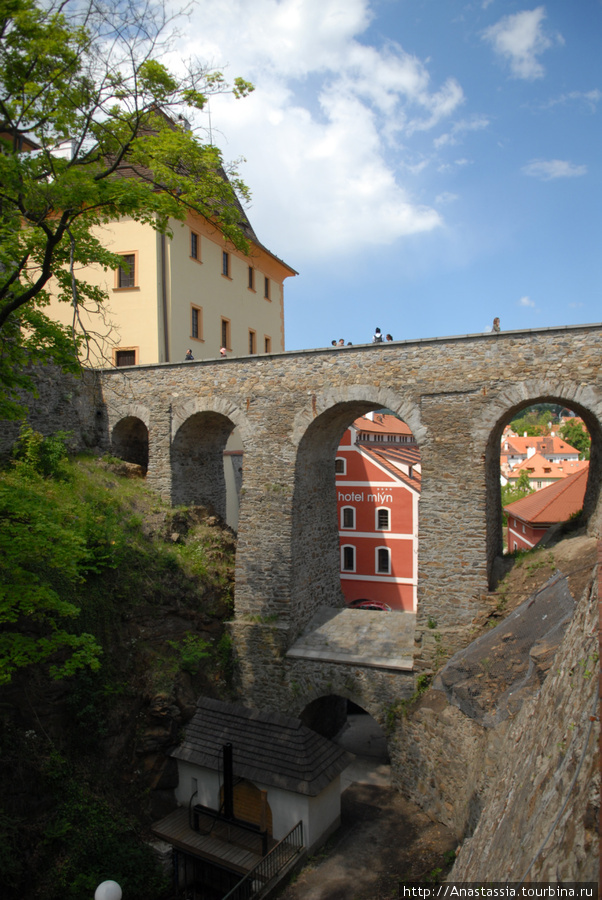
[451, 539, 599, 882]
[390, 534, 599, 881]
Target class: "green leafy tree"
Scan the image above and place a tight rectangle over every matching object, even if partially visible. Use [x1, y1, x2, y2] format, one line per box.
[501, 468, 534, 526]
[0, 0, 253, 417]
[559, 419, 591, 460]
[0, 458, 102, 684]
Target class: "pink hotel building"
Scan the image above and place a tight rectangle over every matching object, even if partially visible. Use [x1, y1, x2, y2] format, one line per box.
[335, 414, 421, 612]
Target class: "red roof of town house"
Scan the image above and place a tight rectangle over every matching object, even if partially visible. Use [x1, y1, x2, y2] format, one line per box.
[355, 414, 414, 438]
[361, 444, 422, 492]
[555, 459, 590, 477]
[504, 465, 589, 527]
[507, 452, 565, 482]
[501, 435, 579, 458]
[506, 453, 589, 484]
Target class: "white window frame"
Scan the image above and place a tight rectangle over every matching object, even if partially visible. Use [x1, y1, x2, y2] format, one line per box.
[375, 507, 391, 531]
[341, 506, 356, 530]
[341, 544, 356, 572]
[335, 457, 346, 475]
[375, 546, 391, 574]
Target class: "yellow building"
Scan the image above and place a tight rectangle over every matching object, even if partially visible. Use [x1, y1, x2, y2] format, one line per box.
[47, 205, 296, 367]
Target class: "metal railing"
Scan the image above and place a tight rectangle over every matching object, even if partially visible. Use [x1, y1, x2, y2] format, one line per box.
[221, 820, 304, 900]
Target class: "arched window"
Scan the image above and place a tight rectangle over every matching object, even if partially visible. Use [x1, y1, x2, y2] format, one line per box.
[341, 506, 355, 529]
[376, 546, 390, 574]
[335, 457, 346, 475]
[375, 507, 390, 530]
[341, 545, 355, 572]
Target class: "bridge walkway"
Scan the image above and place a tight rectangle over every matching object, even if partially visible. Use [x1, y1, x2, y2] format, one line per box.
[286, 609, 415, 670]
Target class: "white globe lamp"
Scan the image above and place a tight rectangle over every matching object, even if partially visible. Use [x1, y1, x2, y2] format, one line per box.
[95, 881, 122, 900]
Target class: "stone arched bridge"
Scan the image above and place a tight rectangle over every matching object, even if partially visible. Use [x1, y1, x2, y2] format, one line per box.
[98, 324, 602, 721]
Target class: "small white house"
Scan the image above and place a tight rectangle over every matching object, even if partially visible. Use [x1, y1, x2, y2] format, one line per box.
[169, 697, 352, 855]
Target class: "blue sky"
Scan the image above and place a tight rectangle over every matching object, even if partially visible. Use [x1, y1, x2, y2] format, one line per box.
[173, 0, 601, 349]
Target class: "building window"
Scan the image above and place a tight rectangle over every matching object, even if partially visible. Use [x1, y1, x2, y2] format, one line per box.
[264, 336, 271, 354]
[116, 253, 137, 288]
[190, 231, 199, 260]
[114, 348, 136, 367]
[248, 266, 255, 290]
[248, 330, 256, 355]
[264, 276, 270, 299]
[335, 457, 346, 475]
[341, 545, 355, 572]
[376, 547, 390, 574]
[221, 318, 231, 350]
[341, 507, 355, 529]
[376, 508, 390, 530]
[191, 305, 202, 340]
[222, 251, 230, 277]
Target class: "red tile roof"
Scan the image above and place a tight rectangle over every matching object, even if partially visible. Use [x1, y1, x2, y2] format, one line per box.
[507, 452, 565, 480]
[354, 414, 414, 437]
[501, 435, 579, 457]
[359, 444, 422, 492]
[503, 465, 589, 526]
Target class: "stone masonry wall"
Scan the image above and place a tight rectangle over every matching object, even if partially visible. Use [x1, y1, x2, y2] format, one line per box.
[0, 366, 106, 460]
[451, 546, 599, 881]
[2, 326, 601, 706]
[389, 547, 599, 879]
[96, 325, 602, 684]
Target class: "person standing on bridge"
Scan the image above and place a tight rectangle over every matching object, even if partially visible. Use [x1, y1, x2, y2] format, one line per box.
[372, 327, 383, 343]
[185, 349, 194, 360]
[492, 317, 501, 332]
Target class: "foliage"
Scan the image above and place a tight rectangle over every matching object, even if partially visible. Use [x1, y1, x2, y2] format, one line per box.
[559, 419, 591, 460]
[11, 422, 71, 477]
[0, 442, 103, 684]
[510, 404, 563, 436]
[0, 727, 167, 900]
[167, 631, 211, 674]
[0, 437, 237, 684]
[0, 0, 253, 416]
[501, 470, 533, 525]
[0, 450, 238, 899]
[385, 673, 432, 731]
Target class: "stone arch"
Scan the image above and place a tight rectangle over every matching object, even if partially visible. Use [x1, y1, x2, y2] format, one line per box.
[111, 413, 149, 470]
[290, 387, 423, 630]
[480, 381, 602, 588]
[171, 400, 248, 518]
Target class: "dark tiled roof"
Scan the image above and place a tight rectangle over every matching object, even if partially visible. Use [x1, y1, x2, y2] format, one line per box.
[171, 697, 353, 796]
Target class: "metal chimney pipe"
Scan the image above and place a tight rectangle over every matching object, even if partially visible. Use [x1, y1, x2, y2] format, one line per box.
[223, 743, 234, 820]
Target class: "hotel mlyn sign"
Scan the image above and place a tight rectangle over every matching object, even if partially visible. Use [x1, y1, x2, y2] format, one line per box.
[336, 414, 421, 612]
[338, 492, 394, 504]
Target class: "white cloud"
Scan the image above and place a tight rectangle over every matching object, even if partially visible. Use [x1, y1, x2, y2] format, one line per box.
[435, 192, 459, 205]
[541, 89, 601, 112]
[519, 295, 535, 307]
[164, 0, 467, 258]
[482, 7, 560, 80]
[522, 159, 587, 180]
[434, 115, 489, 148]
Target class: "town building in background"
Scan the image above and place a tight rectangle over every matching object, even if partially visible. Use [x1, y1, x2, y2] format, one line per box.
[504, 465, 589, 552]
[335, 413, 420, 612]
[46, 133, 296, 367]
